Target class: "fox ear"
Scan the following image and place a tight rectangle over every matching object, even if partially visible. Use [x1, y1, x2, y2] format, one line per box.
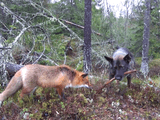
[104, 56, 113, 64]
[81, 73, 88, 78]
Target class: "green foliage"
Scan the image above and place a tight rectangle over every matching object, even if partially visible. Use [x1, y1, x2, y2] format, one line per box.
[36, 87, 43, 95]
[38, 59, 52, 65]
[135, 57, 142, 65]
[76, 61, 83, 71]
[23, 108, 29, 113]
[129, 0, 160, 58]
[60, 101, 65, 109]
[52, 0, 85, 37]
[131, 78, 142, 84]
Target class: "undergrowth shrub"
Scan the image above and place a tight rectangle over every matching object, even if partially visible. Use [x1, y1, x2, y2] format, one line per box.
[1, 77, 160, 119]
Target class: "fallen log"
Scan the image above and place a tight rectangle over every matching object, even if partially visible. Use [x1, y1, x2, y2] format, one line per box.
[5, 62, 24, 79]
[96, 69, 137, 94]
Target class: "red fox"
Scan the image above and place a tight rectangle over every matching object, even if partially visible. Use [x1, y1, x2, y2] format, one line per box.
[0, 64, 91, 107]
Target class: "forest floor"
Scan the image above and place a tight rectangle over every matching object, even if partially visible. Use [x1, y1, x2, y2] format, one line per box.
[1, 59, 160, 120]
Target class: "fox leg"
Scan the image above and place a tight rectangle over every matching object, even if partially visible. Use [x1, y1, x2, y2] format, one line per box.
[30, 87, 38, 95]
[56, 87, 65, 99]
[20, 86, 37, 99]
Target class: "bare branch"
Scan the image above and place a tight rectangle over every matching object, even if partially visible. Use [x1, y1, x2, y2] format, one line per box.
[60, 19, 102, 36]
[13, 26, 31, 45]
[0, 47, 12, 49]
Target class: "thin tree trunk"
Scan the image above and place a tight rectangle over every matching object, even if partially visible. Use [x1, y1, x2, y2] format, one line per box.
[140, 0, 151, 78]
[83, 0, 92, 73]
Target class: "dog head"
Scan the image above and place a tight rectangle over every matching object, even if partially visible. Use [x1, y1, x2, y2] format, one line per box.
[104, 54, 131, 81]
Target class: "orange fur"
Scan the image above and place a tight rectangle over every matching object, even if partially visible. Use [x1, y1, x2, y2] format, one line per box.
[0, 64, 91, 106]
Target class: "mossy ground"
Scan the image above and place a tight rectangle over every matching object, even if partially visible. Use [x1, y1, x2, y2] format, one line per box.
[0, 58, 160, 119]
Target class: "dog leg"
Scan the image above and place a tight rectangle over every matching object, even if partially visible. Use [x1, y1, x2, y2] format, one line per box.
[127, 75, 131, 88]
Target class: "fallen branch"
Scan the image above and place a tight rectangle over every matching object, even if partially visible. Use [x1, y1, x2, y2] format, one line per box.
[60, 19, 102, 36]
[0, 47, 12, 49]
[96, 69, 137, 94]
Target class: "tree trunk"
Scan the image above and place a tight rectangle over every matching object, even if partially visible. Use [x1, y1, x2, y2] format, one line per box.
[83, 0, 92, 73]
[140, 0, 151, 78]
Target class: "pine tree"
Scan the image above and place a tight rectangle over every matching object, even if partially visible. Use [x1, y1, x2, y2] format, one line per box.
[83, 0, 92, 73]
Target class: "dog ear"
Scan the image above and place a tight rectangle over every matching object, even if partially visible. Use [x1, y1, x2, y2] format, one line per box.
[124, 54, 131, 63]
[81, 73, 88, 78]
[104, 56, 113, 64]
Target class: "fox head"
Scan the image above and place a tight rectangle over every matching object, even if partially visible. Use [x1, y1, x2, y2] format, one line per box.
[66, 73, 91, 89]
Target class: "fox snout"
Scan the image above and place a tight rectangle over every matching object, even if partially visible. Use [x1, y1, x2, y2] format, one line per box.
[78, 83, 93, 89]
[78, 82, 93, 89]
[83, 84, 90, 89]
[86, 84, 93, 89]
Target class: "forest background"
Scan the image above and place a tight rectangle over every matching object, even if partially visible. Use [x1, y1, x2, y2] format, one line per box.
[0, 0, 160, 119]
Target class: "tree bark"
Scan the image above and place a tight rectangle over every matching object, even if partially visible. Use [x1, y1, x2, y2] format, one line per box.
[83, 0, 92, 73]
[140, 0, 151, 78]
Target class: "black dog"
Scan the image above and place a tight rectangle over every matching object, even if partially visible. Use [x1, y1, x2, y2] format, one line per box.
[104, 47, 135, 88]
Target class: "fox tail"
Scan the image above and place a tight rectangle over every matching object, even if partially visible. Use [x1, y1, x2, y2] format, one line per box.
[0, 76, 23, 107]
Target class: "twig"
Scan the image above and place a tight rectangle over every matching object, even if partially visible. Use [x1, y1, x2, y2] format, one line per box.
[96, 77, 116, 94]
[13, 26, 30, 45]
[124, 69, 137, 75]
[96, 69, 137, 94]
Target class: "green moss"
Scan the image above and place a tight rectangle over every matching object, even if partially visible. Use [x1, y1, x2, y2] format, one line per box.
[149, 58, 160, 68]
[131, 78, 142, 84]
[79, 93, 88, 104]
[42, 102, 48, 108]
[33, 112, 43, 119]
[136, 58, 160, 68]
[29, 114, 34, 117]
[98, 96, 105, 103]
[36, 87, 43, 95]
[60, 101, 65, 108]
[23, 108, 29, 112]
